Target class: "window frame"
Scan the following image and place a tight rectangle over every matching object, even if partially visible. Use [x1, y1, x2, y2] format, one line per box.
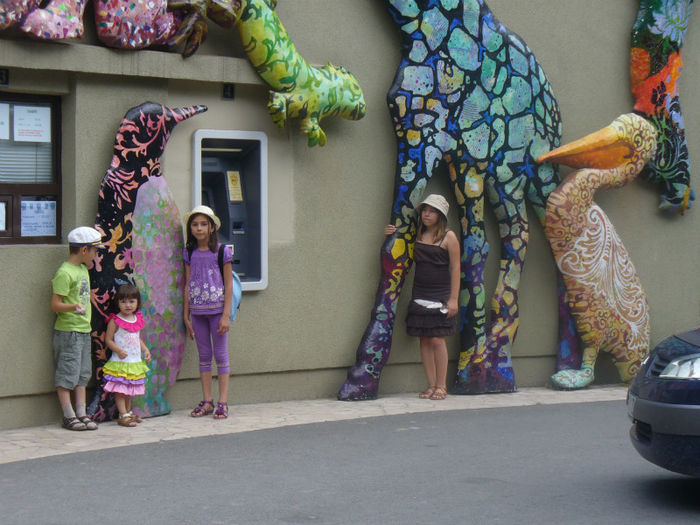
[0, 92, 61, 245]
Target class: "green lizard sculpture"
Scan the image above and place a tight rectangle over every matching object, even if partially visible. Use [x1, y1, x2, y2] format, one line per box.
[171, 0, 366, 146]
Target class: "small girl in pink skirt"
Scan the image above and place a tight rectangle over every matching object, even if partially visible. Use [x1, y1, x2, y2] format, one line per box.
[103, 283, 151, 427]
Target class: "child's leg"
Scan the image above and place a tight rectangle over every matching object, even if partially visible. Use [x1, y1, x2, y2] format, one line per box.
[115, 393, 127, 416]
[56, 386, 75, 418]
[74, 385, 86, 416]
[199, 371, 213, 401]
[53, 330, 89, 418]
[420, 337, 437, 388]
[191, 314, 214, 402]
[217, 373, 230, 404]
[210, 315, 230, 403]
[125, 396, 143, 422]
[115, 394, 137, 426]
[74, 332, 92, 418]
[430, 337, 449, 389]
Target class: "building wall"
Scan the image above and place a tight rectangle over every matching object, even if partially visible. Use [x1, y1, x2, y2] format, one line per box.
[0, 0, 698, 429]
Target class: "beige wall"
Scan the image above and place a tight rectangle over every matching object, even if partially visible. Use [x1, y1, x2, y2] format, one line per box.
[0, 0, 699, 429]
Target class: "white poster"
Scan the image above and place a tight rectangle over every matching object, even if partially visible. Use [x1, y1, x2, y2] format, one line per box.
[0, 202, 5, 231]
[20, 200, 56, 236]
[14, 105, 51, 143]
[0, 103, 8, 140]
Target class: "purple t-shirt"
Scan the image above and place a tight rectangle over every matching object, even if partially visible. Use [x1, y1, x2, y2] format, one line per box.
[183, 244, 233, 316]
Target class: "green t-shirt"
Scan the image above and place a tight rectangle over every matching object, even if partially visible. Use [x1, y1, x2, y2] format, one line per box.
[52, 261, 92, 333]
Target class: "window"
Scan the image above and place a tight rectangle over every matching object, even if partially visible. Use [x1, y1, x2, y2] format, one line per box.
[0, 93, 61, 244]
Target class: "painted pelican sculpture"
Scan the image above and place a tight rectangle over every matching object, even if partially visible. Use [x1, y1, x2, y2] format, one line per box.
[537, 113, 657, 390]
[89, 102, 207, 421]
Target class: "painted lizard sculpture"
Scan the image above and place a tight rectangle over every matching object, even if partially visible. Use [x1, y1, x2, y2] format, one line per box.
[170, 0, 367, 146]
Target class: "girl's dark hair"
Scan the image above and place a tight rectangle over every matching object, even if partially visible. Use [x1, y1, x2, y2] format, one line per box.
[185, 213, 219, 253]
[113, 283, 142, 313]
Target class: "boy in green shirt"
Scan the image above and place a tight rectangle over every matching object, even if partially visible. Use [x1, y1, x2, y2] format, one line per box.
[51, 227, 103, 431]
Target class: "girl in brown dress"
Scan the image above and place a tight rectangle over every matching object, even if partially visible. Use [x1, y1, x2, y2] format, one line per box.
[385, 194, 460, 400]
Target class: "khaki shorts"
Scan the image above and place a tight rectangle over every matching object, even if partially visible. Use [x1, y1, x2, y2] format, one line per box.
[53, 330, 92, 389]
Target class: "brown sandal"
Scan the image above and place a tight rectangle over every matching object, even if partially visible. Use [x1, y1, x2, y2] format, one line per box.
[430, 387, 447, 400]
[419, 386, 436, 399]
[117, 413, 137, 427]
[126, 411, 143, 423]
[62, 416, 87, 431]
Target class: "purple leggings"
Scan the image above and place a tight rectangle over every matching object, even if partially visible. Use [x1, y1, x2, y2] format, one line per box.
[191, 313, 230, 374]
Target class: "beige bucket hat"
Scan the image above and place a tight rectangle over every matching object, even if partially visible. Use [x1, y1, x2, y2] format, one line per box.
[183, 205, 221, 230]
[418, 194, 449, 219]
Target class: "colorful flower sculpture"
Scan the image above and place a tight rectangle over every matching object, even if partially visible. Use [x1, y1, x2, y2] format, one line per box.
[171, 0, 367, 146]
[88, 102, 207, 421]
[538, 114, 656, 389]
[338, 0, 572, 399]
[631, 0, 695, 214]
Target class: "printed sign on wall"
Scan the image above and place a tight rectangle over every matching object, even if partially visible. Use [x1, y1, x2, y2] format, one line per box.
[20, 200, 56, 236]
[14, 105, 51, 143]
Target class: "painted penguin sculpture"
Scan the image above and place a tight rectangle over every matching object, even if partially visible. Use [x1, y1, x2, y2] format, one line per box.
[88, 102, 208, 421]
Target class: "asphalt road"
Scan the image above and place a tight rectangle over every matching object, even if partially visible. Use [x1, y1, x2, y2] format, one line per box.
[1, 400, 698, 524]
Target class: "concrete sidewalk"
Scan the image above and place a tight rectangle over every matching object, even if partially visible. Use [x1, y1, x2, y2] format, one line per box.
[0, 385, 628, 465]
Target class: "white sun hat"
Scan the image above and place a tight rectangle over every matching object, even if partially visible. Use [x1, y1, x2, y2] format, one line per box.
[418, 194, 449, 219]
[183, 205, 221, 230]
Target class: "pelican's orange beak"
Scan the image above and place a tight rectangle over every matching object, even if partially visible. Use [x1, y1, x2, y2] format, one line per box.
[537, 123, 633, 169]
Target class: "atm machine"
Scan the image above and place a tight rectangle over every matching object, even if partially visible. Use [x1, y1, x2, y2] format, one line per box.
[193, 130, 268, 290]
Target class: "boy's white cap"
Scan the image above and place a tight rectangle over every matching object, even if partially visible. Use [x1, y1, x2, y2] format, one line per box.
[67, 226, 104, 247]
[183, 205, 221, 230]
[418, 194, 449, 219]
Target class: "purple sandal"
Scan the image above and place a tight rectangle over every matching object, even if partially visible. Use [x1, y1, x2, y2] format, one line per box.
[213, 402, 228, 419]
[191, 400, 214, 417]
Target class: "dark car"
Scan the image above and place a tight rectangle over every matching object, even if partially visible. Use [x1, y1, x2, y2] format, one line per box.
[627, 326, 700, 476]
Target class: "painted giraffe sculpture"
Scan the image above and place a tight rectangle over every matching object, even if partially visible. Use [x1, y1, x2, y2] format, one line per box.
[339, 0, 576, 400]
[538, 113, 656, 390]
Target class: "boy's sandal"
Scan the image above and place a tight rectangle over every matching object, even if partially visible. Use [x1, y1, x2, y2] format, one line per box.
[418, 386, 437, 399]
[77, 415, 98, 430]
[430, 387, 447, 400]
[62, 416, 87, 431]
[191, 400, 214, 417]
[213, 402, 229, 420]
[117, 414, 138, 427]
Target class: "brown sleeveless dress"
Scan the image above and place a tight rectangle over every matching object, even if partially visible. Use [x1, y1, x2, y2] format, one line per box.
[406, 235, 456, 337]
